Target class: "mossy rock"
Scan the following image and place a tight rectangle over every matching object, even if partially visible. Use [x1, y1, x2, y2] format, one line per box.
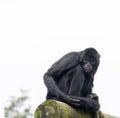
[34, 100, 118, 118]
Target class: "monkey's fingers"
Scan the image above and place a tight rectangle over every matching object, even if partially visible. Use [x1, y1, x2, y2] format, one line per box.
[65, 95, 80, 103]
[69, 97, 81, 103]
[71, 102, 81, 107]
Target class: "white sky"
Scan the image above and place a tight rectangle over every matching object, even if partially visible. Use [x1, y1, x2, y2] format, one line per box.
[0, 0, 120, 117]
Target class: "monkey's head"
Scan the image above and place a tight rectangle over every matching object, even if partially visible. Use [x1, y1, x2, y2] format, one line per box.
[80, 47, 100, 74]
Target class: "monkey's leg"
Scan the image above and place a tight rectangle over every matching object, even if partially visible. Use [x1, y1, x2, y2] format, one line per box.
[68, 65, 85, 96]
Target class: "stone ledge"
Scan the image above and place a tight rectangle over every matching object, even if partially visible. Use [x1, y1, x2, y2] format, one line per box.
[34, 100, 118, 118]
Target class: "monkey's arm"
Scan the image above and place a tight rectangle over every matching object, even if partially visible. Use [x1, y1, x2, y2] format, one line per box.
[83, 96, 100, 114]
[44, 74, 80, 104]
[70, 94, 100, 112]
[46, 52, 80, 76]
[44, 52, 80, 103]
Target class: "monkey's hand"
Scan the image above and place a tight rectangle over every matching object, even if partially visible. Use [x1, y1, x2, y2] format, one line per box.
[64, 95, 80, 102]
[66, 95, 86, 107]
[88, 93, 99, 101]
[59, 94, 81, 106]
[84, 97, 100, 112]
[69, 95, 100, 111]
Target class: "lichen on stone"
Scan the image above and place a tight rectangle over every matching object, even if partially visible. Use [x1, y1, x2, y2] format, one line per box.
[34, 100, 118, 118]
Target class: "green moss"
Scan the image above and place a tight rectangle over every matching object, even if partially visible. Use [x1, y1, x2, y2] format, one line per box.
[57, 101, 70, 118]
[34, 100, 118, 118]
[43, 100, 59, 117]
[34, 100, 59, 118]
[57, 101, 91, 118]
[34, 107, 41, 118]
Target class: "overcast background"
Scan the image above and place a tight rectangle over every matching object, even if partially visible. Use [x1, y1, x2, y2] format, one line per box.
[0, 0, 120, 117]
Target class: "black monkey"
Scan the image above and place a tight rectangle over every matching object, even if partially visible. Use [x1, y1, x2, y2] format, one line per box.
[43, 47, 100, 116]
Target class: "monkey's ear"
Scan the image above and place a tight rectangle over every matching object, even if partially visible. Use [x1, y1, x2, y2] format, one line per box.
[79, 51, 86, 62]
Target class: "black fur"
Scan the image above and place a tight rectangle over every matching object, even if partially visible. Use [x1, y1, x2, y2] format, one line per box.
[43, 47, 100, 116]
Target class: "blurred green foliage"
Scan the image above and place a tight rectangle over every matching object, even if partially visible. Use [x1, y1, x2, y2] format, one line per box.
[4, 89, 33, 118]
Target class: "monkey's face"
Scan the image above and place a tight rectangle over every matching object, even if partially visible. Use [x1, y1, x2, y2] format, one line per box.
[82, 56, 96, 73]
[80, 47, 100, 74]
